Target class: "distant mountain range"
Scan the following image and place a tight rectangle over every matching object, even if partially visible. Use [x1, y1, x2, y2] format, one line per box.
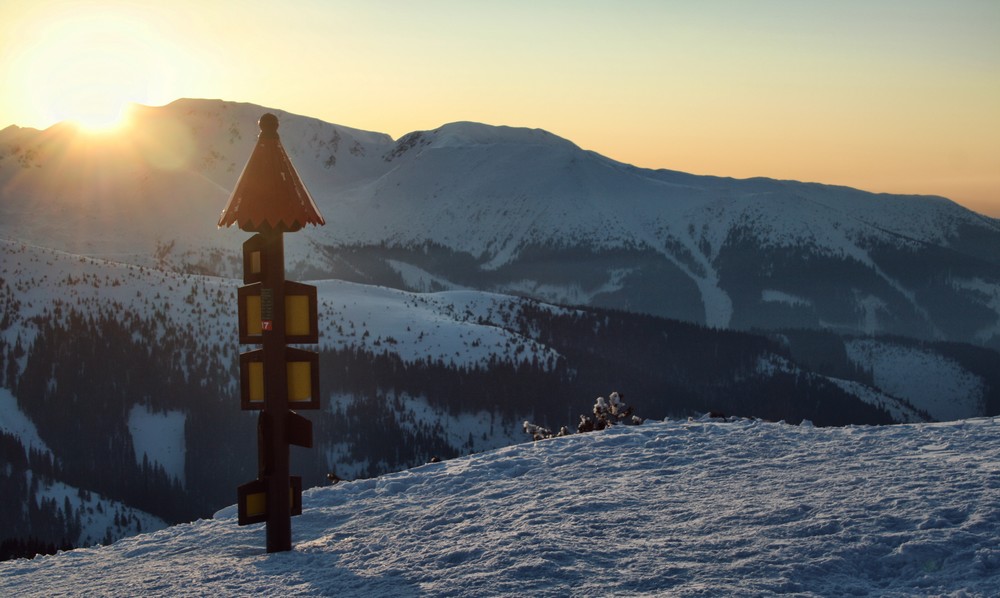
[2, 99, 1000, 555]
[3, 98, 998, 348]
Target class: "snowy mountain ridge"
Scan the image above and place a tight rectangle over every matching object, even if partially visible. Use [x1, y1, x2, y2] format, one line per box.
[369, 115, 984, 254]
[0, 238, 567, 375]
[3, 98, 999, 342]
[1, 98, 992, 258]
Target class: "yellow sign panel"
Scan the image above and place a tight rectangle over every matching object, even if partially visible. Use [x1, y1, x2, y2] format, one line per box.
[244, 294, 306, 337]
[238, 281, 317, 344]
[242, 234, 268, 285]
[239, 349, 320, 410]
[283, 281, 318, 343]
[286, 295, 310, 337]
[287, 360, 313, 402]
[250, 250, 262, 277]
[245, 488, 297, 519]
[248, 361, 265, 404]
[237, 476, 303, 525]
[245, 491, 266, 518]
[246, 294, 263, 337]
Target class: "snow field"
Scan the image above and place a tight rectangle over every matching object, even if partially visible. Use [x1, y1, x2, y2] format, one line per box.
[0, 387, 50, 455]
[28, 477, 168, 548]
[315, 280, 566, 371]
[846, 339, 984, 421]
[127, 404, 186, 486]
[3, 417, 998, 597]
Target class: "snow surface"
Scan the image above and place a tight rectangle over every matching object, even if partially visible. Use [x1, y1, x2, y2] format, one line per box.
[315, 280, 566, 371]
[0, 387, 50, 455]
[3, 417, 999, 597]
[825, 377, 926, 424]
[761, 289, 812, 307]
[30, 477, 168, 548]
[846, 339, 984, 421]
[127, 404, 187, 486]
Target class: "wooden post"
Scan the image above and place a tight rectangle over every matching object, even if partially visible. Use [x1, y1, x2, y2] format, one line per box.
[260, 228, 291, 552]
[223, 113, 325, 553]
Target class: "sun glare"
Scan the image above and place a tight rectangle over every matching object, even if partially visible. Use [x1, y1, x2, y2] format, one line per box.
[19, 10, 174, 133]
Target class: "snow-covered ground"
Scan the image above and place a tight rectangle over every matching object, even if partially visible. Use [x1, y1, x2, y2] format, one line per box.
[127, 404, 187, 486]
[846, 339, 985, 421]
[3, 416, 998, 597]
[28, 477, 167, 548]
[0, 387, 50, 455]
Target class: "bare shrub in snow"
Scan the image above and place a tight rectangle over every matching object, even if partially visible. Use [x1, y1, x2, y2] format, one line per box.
[525, 391, 643, 441]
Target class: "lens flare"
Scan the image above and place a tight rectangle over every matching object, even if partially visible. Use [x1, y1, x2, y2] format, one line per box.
[17, 10, 174, 133]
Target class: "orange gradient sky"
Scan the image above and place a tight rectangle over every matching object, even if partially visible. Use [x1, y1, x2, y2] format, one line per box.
[2, 0, 998, 216]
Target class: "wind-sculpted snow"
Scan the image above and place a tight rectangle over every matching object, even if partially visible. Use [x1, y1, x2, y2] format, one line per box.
[3, 417, 999, 596]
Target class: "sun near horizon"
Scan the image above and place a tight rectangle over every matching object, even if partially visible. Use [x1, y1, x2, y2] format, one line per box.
[1, 0, 998, 217]
[2, 5, 180, 135]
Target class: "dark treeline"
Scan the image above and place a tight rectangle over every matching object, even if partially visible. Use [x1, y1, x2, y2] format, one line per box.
[14, 311, 216, 523]
[0, 537, 73, 562]
[507, 303, 898, 427]
[0, 430, 76, 554]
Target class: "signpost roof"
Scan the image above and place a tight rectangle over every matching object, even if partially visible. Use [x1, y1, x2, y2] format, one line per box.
[218, 113, 326, 232]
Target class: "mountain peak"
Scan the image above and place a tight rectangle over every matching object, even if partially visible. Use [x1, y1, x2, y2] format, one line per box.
[381, 121, 579, 163]
[425, 121, 580, 150]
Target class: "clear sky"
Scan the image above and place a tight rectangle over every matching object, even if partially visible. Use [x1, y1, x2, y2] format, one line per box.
[2, 0, 998, 216]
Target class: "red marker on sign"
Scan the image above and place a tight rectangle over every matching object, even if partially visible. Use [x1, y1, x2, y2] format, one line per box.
[261, 321, 273, 331]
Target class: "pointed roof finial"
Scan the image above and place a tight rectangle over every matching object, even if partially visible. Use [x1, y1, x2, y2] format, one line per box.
[218, 113, 326, 233]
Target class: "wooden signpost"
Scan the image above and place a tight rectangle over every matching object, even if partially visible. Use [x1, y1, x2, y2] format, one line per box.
[218, 113, 325, 552]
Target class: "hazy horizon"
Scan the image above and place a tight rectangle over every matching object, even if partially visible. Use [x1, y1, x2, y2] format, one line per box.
[2, 0, 997, 216]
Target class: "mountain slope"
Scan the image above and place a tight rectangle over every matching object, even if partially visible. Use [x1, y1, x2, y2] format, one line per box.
[3, 99, 999, 345]
[4, 237, 999, 556]
[5, 99, 1000, 564]
[2, 417, 999, 597]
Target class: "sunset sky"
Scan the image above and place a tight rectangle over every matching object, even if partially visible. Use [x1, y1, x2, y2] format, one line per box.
[2, 0, 998, 216]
